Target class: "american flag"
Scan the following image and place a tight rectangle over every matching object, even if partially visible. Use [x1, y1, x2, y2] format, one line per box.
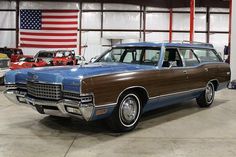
[20, 9, 79, 48]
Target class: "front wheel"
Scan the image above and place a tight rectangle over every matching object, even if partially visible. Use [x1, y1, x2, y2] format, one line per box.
[196, 82, 215, 108]
[107, 92, 142, 132]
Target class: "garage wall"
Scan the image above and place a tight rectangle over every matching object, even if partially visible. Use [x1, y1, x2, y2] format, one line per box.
[231, 0, 236, 81]
[0, 1, 16, 48]
[0, 1, 230, 61]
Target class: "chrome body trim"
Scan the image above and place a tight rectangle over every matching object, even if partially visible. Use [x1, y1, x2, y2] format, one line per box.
[115, 86, 150, 105]
[96, 103, 117, 108]
[149, 88, 206, 100]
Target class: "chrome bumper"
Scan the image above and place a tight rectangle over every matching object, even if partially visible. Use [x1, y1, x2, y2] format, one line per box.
[4, 89, 95, 121]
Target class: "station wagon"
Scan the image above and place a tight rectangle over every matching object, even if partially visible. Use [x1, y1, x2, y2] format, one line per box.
[4, 42, 231, 132]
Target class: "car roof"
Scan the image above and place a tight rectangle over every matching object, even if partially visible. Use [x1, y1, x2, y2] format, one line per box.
[113, 42, 214, 49]
[38, 51, 56, 53]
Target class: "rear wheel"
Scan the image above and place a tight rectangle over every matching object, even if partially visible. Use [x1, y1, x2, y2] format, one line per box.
[196, 82, 215, 107]
[107, 92, 142, 132]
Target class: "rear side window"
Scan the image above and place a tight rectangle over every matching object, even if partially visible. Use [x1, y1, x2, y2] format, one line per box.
[179, 49, 199, 67]
[141, 49, 160, 66]
[193, 49, 221, 62]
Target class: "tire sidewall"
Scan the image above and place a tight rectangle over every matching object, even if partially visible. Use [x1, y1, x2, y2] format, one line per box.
[118, 93, 141, 128]
[205, 82, 215, 105]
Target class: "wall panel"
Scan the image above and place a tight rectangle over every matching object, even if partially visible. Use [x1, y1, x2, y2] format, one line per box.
[103, 4, 139, 10]
[146, 13, 169, 30]
[173, 13, 190, 31]
[82, 12, 101, 29]
[103, 12, 140, 29]
[146, 32, 169, 42]
[0, 31, 16, 48]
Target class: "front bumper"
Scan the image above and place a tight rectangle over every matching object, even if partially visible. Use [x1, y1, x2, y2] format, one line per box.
[0, 68, 10, 78]
[4, 89, 95, 121]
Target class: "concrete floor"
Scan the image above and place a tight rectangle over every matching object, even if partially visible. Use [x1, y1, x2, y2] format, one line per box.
[0, 87, 236, 157]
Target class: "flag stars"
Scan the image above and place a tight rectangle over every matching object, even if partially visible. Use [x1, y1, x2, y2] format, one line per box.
[20, 10, 42, 30]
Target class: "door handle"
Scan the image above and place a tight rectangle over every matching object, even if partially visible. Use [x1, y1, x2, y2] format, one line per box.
[183, 70, 187, 74]
[204, 68, 209, 72]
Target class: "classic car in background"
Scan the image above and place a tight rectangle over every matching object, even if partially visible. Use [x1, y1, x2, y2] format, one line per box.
[0, 47, 25, 62]
[0, 47, 15, 58]
[34, 50, 56, 65]
[10, 48, 24, 62]
[10, 57, 48, 70]
[4, 42, 230, 132]
[52, 50, 76, 66]
[0, 53, 10, 84]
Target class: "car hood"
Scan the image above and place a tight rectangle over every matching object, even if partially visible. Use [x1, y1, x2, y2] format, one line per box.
[5, 62, 157, 92]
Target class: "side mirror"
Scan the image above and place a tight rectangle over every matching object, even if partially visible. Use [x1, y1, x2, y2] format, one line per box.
[168, 61, 177, 69]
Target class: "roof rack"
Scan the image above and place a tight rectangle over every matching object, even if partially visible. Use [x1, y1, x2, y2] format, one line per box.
[162, 40, 214, 48]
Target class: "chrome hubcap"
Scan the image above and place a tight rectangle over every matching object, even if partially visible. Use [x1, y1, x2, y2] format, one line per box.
[120, 96, 138, 124]
[206, 84, 213, 102]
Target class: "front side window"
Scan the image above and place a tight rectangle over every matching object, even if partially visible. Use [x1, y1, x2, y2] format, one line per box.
[162, 48, 183, 68]
[19, 57, 35, 62]
[56, 51, 71, 58]
[97, 47, 161, 66]
[179, 49, 199, 67]
[141, 49, 161, 66]
[193, 49, 222, 63]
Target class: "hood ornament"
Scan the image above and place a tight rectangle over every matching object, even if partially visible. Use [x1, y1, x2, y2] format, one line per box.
[31, 75, 39, 82]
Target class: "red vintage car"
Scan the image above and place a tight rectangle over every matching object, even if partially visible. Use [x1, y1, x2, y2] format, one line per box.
[10, 57, 48, 70]
[10, 48, 24, 62]
[52, 50, 76, 66]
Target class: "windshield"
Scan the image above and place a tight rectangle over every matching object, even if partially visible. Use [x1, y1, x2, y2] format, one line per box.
[55, 51, 71, 58]
[19, 57, 35, 62]
[37, 52, 55, 58]
[96, 47, 161, 66]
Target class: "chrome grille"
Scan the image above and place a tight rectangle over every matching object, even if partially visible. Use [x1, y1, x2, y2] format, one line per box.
[63, 92, 80, 100]
[27, 82, 62, 100]
[16, 83, 27, 90]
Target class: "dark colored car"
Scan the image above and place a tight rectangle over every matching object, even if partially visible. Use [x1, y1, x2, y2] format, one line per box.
[0, 48, 24, 62]
[4, 42, 231, 132]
